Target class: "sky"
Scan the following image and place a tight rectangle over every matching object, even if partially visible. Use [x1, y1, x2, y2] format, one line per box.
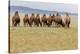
[10, 1, 78, 13]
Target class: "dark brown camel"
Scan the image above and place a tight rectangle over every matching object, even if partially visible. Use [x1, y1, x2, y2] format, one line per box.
[29, 13, 35, 27]
[34, 14, 42, 27]
[23, 14, 29, 26]
[41, 14, 47, 26]
[12, 11, 20, 27]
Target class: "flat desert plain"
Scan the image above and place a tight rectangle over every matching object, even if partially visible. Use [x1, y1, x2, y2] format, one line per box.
[9, 13, 78, 53]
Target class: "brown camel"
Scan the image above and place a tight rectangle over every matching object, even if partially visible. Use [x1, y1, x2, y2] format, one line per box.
[41, 14, 47, 26]
[53, 13, 65, 27]
[65, 13, 71, 28]
[23, 14, 29, 26]
[34, 14, 42, 27]
[12, 11, 20, 27]
[29, 13, 35, 27]
[47, 14, 53, 27]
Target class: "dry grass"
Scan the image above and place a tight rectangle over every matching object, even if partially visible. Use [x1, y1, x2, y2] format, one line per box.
[9, 13, 78, 53]
[10, 27, 78, 53]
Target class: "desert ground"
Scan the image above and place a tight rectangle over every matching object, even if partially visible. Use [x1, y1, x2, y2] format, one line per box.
[9, 13, 78, 53]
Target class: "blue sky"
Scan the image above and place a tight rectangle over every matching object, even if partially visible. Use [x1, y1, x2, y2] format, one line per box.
[10, 1, 78, 13]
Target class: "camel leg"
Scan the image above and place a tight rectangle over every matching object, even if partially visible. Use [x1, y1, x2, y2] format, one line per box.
[29, 23, 32, 27]
[42, 22, 44, 27]
[40, 22, 42, 27]
[24, 22, 26, 27]
[68, 24, 70, 28]
[14, 23, 17, 27]
[18, 23, 20, 27]
[37, 23, 39, 27]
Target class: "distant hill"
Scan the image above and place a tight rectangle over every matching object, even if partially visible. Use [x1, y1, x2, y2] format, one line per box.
[9, 6, 78, 15]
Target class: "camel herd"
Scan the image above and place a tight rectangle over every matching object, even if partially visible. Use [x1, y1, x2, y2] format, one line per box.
[12, 11, 70, 28]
